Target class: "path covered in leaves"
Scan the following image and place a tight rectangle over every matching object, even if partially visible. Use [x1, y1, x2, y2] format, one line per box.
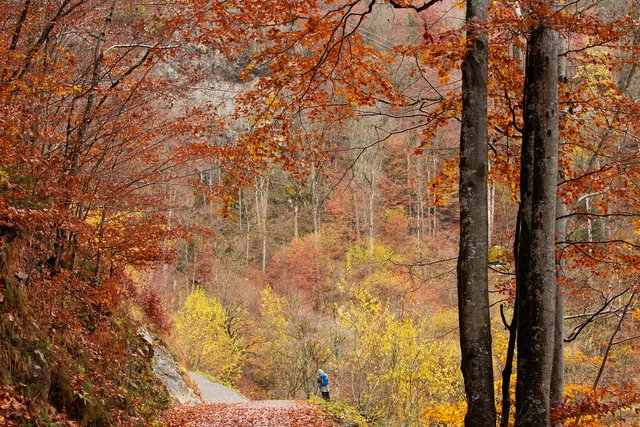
[163, 400, 334, 427]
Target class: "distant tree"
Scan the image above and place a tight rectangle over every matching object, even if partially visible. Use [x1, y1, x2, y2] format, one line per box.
[258, 285, 332, 398]
[336, 283, 463, 424]
[172, 288, 243, 384]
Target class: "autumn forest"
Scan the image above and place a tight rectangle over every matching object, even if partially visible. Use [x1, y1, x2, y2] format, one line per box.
[1, 0, 640, 426]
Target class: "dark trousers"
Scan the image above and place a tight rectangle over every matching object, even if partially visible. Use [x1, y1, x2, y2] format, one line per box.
[321, 391, 330, 401]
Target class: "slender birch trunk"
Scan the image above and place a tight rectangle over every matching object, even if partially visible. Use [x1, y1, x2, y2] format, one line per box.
[311, 164, 320, 248]
[255, 176, 269, 273]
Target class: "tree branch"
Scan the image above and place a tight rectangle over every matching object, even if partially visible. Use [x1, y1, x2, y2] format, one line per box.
[557, 212, 640, 220]
[565, 288, 630, 343]
[388, 0, 443, 12]
[558, 239, 640, 250]
[593, 289, 637, 389]
[612, 334, 640, 346]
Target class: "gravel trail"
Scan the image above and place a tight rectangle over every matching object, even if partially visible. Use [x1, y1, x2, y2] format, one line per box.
[188, 372, 249, 403]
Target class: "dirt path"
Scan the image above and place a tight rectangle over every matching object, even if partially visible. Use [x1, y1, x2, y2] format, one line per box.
[163, 400, 334, 427]
[188, 372, 248, 403]
[165, 373, 334, 426]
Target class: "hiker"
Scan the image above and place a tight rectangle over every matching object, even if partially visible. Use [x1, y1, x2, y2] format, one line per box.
[316, 369, 330, 401]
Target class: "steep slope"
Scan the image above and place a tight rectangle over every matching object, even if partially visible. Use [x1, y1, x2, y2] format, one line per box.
[0, 276, 171, 426]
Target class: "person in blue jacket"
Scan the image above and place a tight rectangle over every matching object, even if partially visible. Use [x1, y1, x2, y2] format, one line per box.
[316, 369, 330, 401]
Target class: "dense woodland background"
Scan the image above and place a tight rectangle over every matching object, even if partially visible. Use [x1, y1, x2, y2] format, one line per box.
[1, 0, 640, 426]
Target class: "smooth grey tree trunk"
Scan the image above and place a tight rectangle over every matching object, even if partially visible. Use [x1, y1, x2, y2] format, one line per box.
[515, 22, 559, 427]
[255, 176, 269, 273]
[416, 154, 425, 255]
[368, 182, 375, 257]
[457, 0, 496, 424]
[552, 30, 568, 413]
[293, 203, 299, 239]
[551, 34, 569, 425]
[311, 164, 320, 248]
[551, 197, 567, 426]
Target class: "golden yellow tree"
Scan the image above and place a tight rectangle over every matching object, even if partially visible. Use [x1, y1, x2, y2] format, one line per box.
[258, 285, 332, 398]
[172, 288, 243, 385]
[336, 285, 463, 425]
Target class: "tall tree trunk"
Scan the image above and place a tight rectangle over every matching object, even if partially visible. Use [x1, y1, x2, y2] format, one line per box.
[353, 191, 361, 243]
[191, 238, 198, 289]
[311, 164, 320, 248]
[246, 199, 251, 264]
[515, 20, 559, 427]
[239, 189, 251, 263]
[488, 161, 495, 247]
[500, 206, 522, 427]
[425, 153, 432, 238]
[94, 208, 106, 285]
[416, 154, 425, 256]
[551, 35, 568, 420]
[293, 203, 299, 240]
[431, 141, 438, 236]
[255, 176, 269, 274]
[368, 182, 375, 257]
[457, 0, 496, 424]
[551, 197, 567, 426]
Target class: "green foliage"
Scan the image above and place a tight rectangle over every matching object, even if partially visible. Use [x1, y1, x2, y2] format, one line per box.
[171, 288, 243, 385]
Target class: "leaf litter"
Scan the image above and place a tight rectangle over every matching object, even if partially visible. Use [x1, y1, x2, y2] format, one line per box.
[163, 400, 334, 427]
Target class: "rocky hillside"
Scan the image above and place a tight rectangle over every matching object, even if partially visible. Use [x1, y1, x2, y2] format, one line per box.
[0, 275, 176, 426]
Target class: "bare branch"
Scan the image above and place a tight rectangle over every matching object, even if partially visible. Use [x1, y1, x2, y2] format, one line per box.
[611, 334, 640, 346]
[557, 212, 640, 220]
[388, 0, 444, 12]
[594, 289, 637, 389]
[558, 239, 640, 250]
[565, 288, 630, 343]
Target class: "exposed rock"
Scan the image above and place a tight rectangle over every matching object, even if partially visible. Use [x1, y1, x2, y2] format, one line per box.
[139, 329, 199, 405]
[26, 348, 50, 402]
